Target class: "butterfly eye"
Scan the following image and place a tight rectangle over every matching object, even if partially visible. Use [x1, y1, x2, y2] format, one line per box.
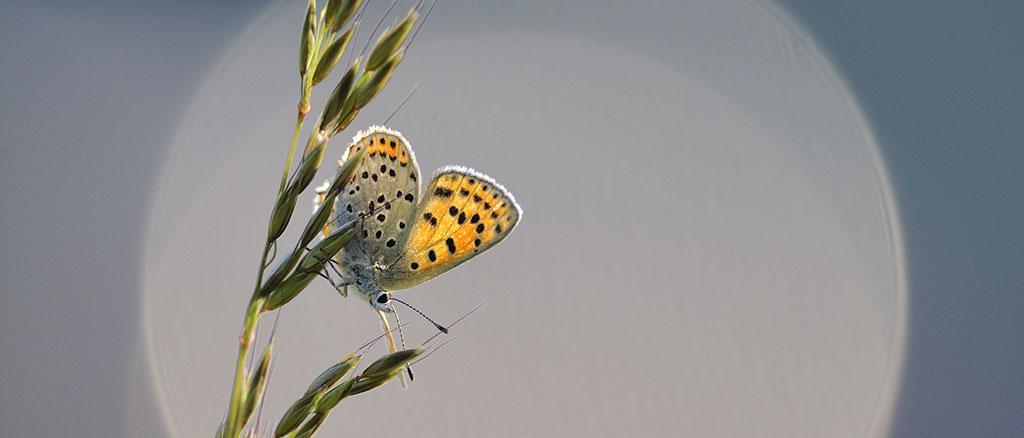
[369, 290, 395, 313]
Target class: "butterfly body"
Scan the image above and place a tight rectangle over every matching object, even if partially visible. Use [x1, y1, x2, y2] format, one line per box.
[318, 126, 522, 313]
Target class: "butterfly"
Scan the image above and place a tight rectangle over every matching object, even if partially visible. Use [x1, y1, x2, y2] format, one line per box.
[314, 126, 521, 354]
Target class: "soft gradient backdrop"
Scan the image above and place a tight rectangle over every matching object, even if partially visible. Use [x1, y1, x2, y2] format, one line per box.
[0, 1, 1020, 437]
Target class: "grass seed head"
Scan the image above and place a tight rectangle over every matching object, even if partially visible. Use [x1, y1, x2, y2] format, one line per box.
[334, 72, 365, 132]
[300, 0, 317, 77]
[274, 391, 319, 437]
[335, 104, 359, 134]
[353, 54, 401, 110]
[330, 0, 363, 32]
[326, 146, 366, 197]
[320, 59, 360, 132]
[306, 357, 360, 396]
[312, 27, 355, 86]
[296, 135, 327, 188]
[365, 9, 417, 72]
[264, 271, 317, 311]
[260, 248, 304, 297]
[299, 195, 335, 248]
[354, 50, 403, 109]
[294, 412, 329, 438]
[345, 370, 401, 397]
[267, 186, 299, 241]
[361, 348, 422, 378]
[323, 0, 343, 31]
[297, 224, 354, 273]
[240, 343, 273, 427]
[315, 379, 354, 413]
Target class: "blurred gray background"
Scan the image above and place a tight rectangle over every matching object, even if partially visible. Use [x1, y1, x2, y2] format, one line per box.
[0, 1, 1020, 437]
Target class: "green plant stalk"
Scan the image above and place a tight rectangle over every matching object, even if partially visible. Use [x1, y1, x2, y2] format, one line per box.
[222, 2, 422, 435]
[278, 115, 305, 195]
[226, 11, 334, 435]
[285, 7, 333, 194]
[224, 238, 274, 437]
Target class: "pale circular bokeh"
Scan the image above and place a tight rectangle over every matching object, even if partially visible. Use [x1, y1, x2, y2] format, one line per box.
[139, 1, 906, 437]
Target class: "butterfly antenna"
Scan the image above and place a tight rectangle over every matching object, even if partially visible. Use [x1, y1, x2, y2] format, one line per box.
[422, 301, 485, 345]
[389, 304, 416, 381]
[390, 297, 449, 334]
[391, 306, 410, 351]
[383, 81, 421, 125]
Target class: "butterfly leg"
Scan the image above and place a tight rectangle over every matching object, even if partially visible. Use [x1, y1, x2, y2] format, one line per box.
[324, 277, 351, 297]
[319, 257, 354, 297]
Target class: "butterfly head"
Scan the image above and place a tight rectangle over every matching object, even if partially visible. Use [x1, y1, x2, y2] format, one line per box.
[368, 289, 395, 313]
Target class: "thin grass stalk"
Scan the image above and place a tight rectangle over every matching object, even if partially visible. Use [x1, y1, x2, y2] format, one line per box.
[220, 2, 424, 436]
